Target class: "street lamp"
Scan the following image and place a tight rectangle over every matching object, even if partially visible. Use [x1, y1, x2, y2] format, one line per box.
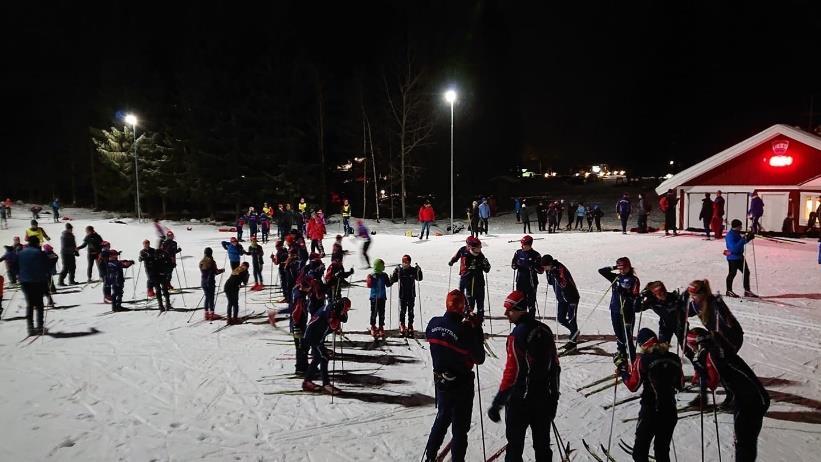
[444, 89, 457, 234]
[124, 113, 141, 221]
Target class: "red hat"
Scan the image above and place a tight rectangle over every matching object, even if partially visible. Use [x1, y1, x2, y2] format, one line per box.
[250, 236, 257, 241]
[466, 236, 482, 248]
[520, 235, 533, 246]
[230, 237, 238, 243]
[503, 291, 527, 312]
[446, 290, 466, 314]
[166, 230, 174, 238]
[285, 234, 295, 244]
[108, 250, 119, 259]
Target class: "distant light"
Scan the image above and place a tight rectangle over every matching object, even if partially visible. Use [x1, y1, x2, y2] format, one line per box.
[353, 157, 366, 163]
[124, 114, 137, 126]
[669, 160, 674, 165]
[591, 165, 601, 173]
[241, 175, 246, 179]
[551, 172, 557, 177]
[574, 173, 580, 177]
[444, 90, 457, 104]
[619, 170, 626, 175]
[380, 189, 386, 195]
[664, 173, 673, 179]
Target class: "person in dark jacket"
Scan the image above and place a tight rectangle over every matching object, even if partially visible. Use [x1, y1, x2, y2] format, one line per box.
[323, 255, 354, 304]
[511, 235, 543, 316]
[271, 240, 291, 302]
[199, 247, 225, 320]
[536, 201, 548, 231]
[748, 192, 764, 234]
[592, 204, 604, 232]
[42, 244, 58, 305]
[148, 248, 174, 311]
[423, 290, 485, 462]
[598, 257, 641, 361]
[468, 201, 480, 238]
[617, 328, 683, 462]
[520, 200, 532, 233]
[0, 244, 20, 284]
[223, 262, 250, 323]
[634, 281, 687, 348]
[449, 236, 491, 321]
[302, 297, 351, 394]
[106, 250, 134, 311]
[390, 255, 423, 336]
[139, 240, 157, 298]
[546, 201, 558, 233]
[76, 226, 103, 282]
[51, 198, 61, 223]
[687, 327, 770, 461]
[636, 193, 650, 233]
[565, 201, 575, 231]
[617, 193, 632, 234]
[663, 189, 678, 236]
[247, 236, 265, 291]
[542, 255, 581, 346]
[711, 190, 726, 239]
[57, 223, 78, 285]
[699, 193, 714, 239]
[18, 236, 50, 335]
[488, 290, 561, 462]
[724, 219, 756, 297]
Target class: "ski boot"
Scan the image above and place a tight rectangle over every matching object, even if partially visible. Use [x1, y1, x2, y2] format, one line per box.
[377, 326, 385, 339]
[399, 323, 407, 337]
[725, 290, 740, 298]
[147, 287, 155, 298]
[205, 311, 212, 321]
[370, 324, 379, 339]
[302, 380, 322, 392]
[104, 296, 112, 304]
[743, 290, 759, 298]
[407, 324, 415, 338]
[323, 384, 341, 395]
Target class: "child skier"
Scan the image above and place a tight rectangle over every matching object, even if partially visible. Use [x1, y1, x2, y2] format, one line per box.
[511, 235, 543, 316]
[635, 281, 688, 348]
[42, 244, 59, 306]
[0, 244, 19, 284]
[302, 297, 351, 394]
[331, 234, 345, 263]
[366, 258, 392, 338]
[98, 241, 113, 302]
[247, 236, 265, 291]
[106, 250, 135, 312]
[541, 254, 580, 346]
[149, 248, 174, 311]
[448, 236, 491, 320]
[598, 257, 641, 362]
[306, 211, 326, 257]
[271, 240, 290, 302]
[199, 247, 225, 320]
[260, 215, 270, 244]
[221, 237, 246, 270]
[290, 275, 311, 375]
[390, 255, 424, 336]
[223, 262, 250, 324]
[324, 255, 354, 304]
[159, 230, 182, 289]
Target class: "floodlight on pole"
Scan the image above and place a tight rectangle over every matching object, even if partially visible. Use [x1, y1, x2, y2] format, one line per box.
[444, 89, 457, 234]
[124, 113, 141, 221]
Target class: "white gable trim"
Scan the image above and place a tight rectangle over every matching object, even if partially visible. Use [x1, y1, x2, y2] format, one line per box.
[655, 124, 821, 195]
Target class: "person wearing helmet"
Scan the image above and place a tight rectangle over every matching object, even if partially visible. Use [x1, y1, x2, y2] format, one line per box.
[541, 254, 581, 347]
[423, 290, 485, 462]
[616, 328, 683, 462]
[449, 236, 491, 320]
[106, 250, 135, 312]
[76, 226, 104, 282]
[301, 296, 351, 394]
[487, 290, 560, 462]
[223, 262, 250, 324]
[199, 247, 225, 320]
[366, 258, 392, 339]
[390, 255, 423, 336]
[510, 235, 543, 316]
[247, 236, 265, 291]
[686, 327, 769, 461]
[58, 223, 78, 286]
[221, 237, 246, 270]
[598, 256, 641, 362]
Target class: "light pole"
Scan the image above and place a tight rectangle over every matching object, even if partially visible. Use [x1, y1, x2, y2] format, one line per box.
[125, 113, 141, 221]
[444, 89, 457, 234]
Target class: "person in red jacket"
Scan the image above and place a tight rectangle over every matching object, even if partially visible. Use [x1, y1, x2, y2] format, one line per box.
[306, 212, 326, 257]
[418, 201, 435, 240]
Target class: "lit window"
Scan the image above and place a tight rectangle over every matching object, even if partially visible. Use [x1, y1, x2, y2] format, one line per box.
[799, 193, 821, 226]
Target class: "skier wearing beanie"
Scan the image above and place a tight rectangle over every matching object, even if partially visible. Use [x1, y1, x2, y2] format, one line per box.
[617, 328, 683, 462]
[76, 226, 104, 282]
[487, 290, 561, 462]
[58, 223, 78, 286]
[199, 247, 225, 320]
[541, 254, 581, 346]
[302, 297, 351, 394]
[635, 281, 688, 348]
[271, 240, 291, 303]
[149, 248, 174, 311]
[449, 236, 491, 320]
[390, 255, 424, 336]
[598, 256, 640, 361]
[686, 327, 769, 461]
[323, 254, 354, 304]
[106, 250, 135, 312]
[42, 244, 58, 306]
[365, 258, 392, 339]
[724, 219, 757, 298]
[139, 240, 157, 298]
[511, 235, 543, 316]
[160, 230, 182, 271]
[356, 220, 372, 268]
[247, 236, 265, 291]
[422, 290, 485, 462]
[221, 237, 246, 271]
[223, 262, 250, 324]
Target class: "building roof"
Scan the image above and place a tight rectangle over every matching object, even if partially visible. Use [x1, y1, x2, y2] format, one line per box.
[655, 124, 821, 195]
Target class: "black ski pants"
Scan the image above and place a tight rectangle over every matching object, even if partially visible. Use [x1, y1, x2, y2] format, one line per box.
[734, 405, 767, 461]
[632, 405, 677, 462]
[305, 343, 330, 385]
[425, 378, 474, 462]
[504, 396, 556, 462]
[522, 220, 531, 233]
[399, 298, 415, 326]
[726, 259, 751, 292]
[369, 298, 385, 327]
[22, 281, 46, 330]
[59, 253, 76, 283]
[621, 214, 630, 233]
[226, 288, 240, 319]
[86, 253, 101, 280]
[460, 276, 486, 320]
[362, 240, 371, 267]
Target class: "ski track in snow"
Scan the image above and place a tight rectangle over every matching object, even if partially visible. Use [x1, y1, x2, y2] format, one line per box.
[0, 206, 819, 461]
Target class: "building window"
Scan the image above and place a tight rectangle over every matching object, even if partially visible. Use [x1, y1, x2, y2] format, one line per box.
[799, 193, 821, 226]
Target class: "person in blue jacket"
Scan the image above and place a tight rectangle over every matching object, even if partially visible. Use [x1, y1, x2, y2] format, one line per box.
[748, 192, 764, 234]
[514, 197, 522, 223]
[724, 219, 756, 297]
[542, 254, 581, 346]
[598, 257, 641, 362]
[511, 235, 543, 315]
[617, 193, 632, 234]
[18, 236, 50, 335]
[478, 197, 491, 235]
[366, 258, 392, 338]
[221, 236, 246, 270]
[0, 243, 20, 284]
[422, 290, 485, 462]
[301, 297, 351, 394]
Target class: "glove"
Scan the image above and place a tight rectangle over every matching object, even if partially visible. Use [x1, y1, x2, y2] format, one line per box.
[613, 353, 627, 370]
[488, 405, 502, 423]
[448, 261, 454, 267]
[74, 251, 80, 257]
[464, 313, 482, 329]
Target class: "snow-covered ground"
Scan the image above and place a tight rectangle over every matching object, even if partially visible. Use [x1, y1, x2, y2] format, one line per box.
[1, 205, 819, 461]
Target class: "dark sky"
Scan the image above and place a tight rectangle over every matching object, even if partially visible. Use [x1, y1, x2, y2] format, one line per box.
[5, 0, 821, 187]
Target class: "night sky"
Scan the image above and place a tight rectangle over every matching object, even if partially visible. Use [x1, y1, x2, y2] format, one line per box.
[4, 1, 820, 203]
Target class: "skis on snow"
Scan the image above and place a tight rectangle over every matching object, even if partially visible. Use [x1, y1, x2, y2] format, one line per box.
[618, 438, 657, 461]
[212, 311, 261, 333]
[582, 440, 617, 461]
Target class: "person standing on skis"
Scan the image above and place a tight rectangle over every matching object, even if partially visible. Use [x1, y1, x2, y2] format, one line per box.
[449, 236, 491, 321]
[301, 297, 351, 394]
[160, 230, 182, 289]
[541, 254, 581, 347]
[422, 290, 485, 462]
[247, 236, 265, 291]
[306, 211, 326, 256]
[221, 237, 246, 271]
[323, 253, 354, 304]
[139, 240, 157, 298]
[223, 262, 249, 324]
[418, 201, 435, 240]
[365, 258, 392, 338]
[106, 250, 134, 312]
[199, 247, 224, 320]
[487, 290, 561, 462]
[511, 235, 543, 316]
[699, 193, 714, 239]
[18, 236, 50, 336]
[724, 219, 757, 298]
[617, 193, 632, 234]
[663, 189, 678, 236]
[478, 197, 490, 235]
[616, 328, 683, 462]
[748, 192, 764, 234]
[149, 248, 174, 311]
[58, 223, 78, 286]
[598, 257, 640, 362]
[390, 255, 423, 336]
[341, 198, 353, 236]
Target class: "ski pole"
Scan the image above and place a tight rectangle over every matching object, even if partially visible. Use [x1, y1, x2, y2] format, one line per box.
[607, 375, 618, 454]
[551, 421, 567, 462]
[417, 279, 424, 328]
[331, 331, 336, 404]
[700, 395, 705, 462]
[175, 268, 188, 307]
[751, 238, 759, 294]
[131, 260, 142, 300]
[389, 283, 393, 331]
[213, 253, 229, 318]
[448, 265, 452, 291]
[485, 273, 492, 335]
[180, 254, 190, 289]
[581, 279, 616, 327]
[187, 293, 205, 323]
[476, 365, 487, 462]
[712, 389, 722, 462]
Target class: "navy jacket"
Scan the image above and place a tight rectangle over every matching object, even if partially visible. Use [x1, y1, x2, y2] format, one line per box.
[598, 266, 640, 312]
[492, 315, 560, 406]
[18, 246, 50, 283]
[512, 248, 543, 290]
[426, 312, 485, 382]
[390, 265, 423, 300]
[545, 260, 580, 304]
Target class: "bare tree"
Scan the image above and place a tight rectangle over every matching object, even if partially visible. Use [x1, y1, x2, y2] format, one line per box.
[384, 52, 434, 223]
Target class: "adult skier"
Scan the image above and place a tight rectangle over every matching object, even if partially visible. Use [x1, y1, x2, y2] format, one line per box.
[159, 230, 182, 287]
[598, 257, 640, 361]
[0, 243, 19, 284]
[520, 200, 533, 233]
[148, 248, 174, 311]
[271, 240, 291, 302]
[76, 225, 103, 282]
[139, 240, 157, 298]
[221, 237, 246, 271]
[365, 258, 392, 338]
[106, 250, 134, 312]
[223, 262, 250, 324]
[247, 236, 265, 291]
[390, 255, 423, 336]
[25, 220, 50, 244]
[306, 211, 326, 256]
[749, 191, 764, 234]
[50, 198, 61, 223]
[536, 200, 547, 232]
[487, 290, 561, 462]
[511, 235, 543, 316]
[58, 223, 78, 285]
[699, 193, 714, 239]
[448, 236, 491, 321]
[711, 190, 726, 239]
[422, 290, 485, 462]
[724, 219, 757, 297]
[478, 197, 490, 235]
[356, 219, 372, 268]
[301, 297, 351, 394]
[565, 201, 575, 231]
[341, 198, 353, 236]
[617, 193, 632, 234]
[662, 189, 678, 236]
[616, 328, 683, 462]
[687, 327, 770, 461]
[541, 254, 580, 347]
[18, 236, 50, 335]
[574, 202, 586, 230]
[418, 201, 435, 240]
[199, 247, 225, 320]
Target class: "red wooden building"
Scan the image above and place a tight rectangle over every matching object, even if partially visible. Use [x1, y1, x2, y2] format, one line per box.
[656, 124, 821, 233]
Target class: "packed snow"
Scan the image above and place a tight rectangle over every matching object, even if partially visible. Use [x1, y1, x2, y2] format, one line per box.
[1, 205, 819, 461]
